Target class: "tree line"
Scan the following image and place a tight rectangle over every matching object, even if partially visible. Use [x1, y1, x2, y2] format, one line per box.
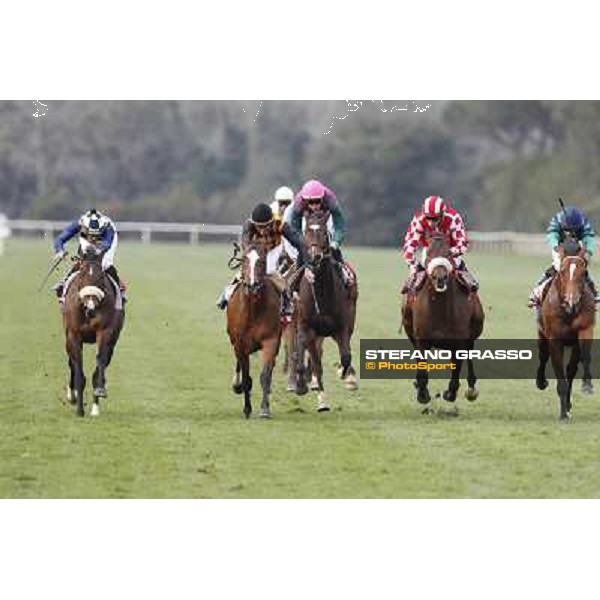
[2, 100, 600, 245]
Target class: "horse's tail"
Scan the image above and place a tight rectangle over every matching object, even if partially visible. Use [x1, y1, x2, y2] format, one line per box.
[311, 315, 336, 337]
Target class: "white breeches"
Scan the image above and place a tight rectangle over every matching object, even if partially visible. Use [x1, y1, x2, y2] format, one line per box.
[267, 244, 282, 274]
[552, 250, 561, 271]
[79, 232, 118, 270]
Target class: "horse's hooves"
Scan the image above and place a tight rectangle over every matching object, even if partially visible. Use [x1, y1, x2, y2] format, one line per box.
[243, 410, 252, 420]
[336, 367, 344, 379]
[94, 387, 107, 398]
[286, 384, 296, 393]
[259, 410, 271, 419]
[416, 393, 431, 405]
[310, 377, 320, 391]
[232, 383, 244, 394]
[344, 374, 359, 391]
[536, 378, 549, 391]
[296, 384, 308, 396]
[442, 390, 457, 402]
[317, 392, 330, 412]
[76, 409, 85, 418]
[90, 404, 100, 417]
[465, 387, 479, 402]
[559, 414, 572, 423]
[582, 381, 594, 395]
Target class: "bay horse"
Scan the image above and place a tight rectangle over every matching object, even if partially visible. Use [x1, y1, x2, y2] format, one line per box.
[536, 238, 595, 421]
[226, 240, 282, 419]
[63, 245, 125, 417]
[294, 211, 358, 411]
[401, 234, 484, 408]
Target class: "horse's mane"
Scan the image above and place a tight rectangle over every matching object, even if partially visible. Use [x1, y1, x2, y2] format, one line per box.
[427, 233, 451, 259]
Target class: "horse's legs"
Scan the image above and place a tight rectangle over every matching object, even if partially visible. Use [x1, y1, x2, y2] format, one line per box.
[465, 340, 479, 401]
[67, 356, 76, 404]
[549, 341, 570, 421]
[259, 337, 279, 419]
[443, 358, 463, 402]
[232, 360, 243, 394]
[306, 337, 328, 412]
[91, 330, 111, 417]
[334, 330, 358, 391]
[566, 344, 580, 415]
[414, 341, 431, 405]
[66, 330, 85, 417]
[295, 327, 309, 396]
[536, 333, 550, 390]
[286, 321, 298, 393]
[238, 352, 253, 419]
[579, 330, 594, 395]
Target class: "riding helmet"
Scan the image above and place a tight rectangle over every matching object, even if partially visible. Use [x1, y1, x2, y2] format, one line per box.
[80, 208, 109, 235]
[422, 196, 447, 217]
[559, 206, 585, 233]
[251, 203, 273, 224]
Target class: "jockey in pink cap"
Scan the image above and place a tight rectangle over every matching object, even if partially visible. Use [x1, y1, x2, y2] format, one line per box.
[401, 195, 478, 293]
[285, 179, 346, 263]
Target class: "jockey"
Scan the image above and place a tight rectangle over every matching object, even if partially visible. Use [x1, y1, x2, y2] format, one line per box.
[402, 195, 478, 292]
[52, 208, 127, 301]
[528, 205, 599, 306]
[286, 179, 346, 264]
[270, 186, 296, 272]
[216, 202, 311, 315]
[270, 185, 295, 221]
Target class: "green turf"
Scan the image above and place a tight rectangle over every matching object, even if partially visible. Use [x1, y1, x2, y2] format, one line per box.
[2, 239, 600, 498]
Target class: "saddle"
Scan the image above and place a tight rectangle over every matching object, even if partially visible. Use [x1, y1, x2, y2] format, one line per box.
[401, 270, 476, 297]
[62, 270, 124, 311]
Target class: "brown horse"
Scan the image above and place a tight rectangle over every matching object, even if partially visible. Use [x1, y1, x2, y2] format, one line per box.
[63, 246, 125, 417]
[226, 240, 282, 419]
[401, 234, 484, 407]
[536, 238, 595, 421]
[294, 211, 358, 411]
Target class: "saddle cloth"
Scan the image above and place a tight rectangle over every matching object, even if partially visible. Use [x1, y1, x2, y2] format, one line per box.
[62, 271, 123, 311]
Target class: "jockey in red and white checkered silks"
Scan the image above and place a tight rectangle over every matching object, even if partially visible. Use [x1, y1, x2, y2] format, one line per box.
[401, 196, 478, 293]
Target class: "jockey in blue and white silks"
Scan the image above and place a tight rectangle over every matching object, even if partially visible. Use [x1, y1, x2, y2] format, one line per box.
[53, 208, 127, 300]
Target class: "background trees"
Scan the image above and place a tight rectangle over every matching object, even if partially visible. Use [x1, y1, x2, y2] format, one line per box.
[2, 100, 600, 245]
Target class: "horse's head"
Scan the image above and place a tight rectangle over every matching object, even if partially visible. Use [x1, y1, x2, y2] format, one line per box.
[425, 233, 453, 293]
[241, 241, 267, 294]
[304, 211, 330, 269]
[77, 245, 107, 319]
[557, 239, 587, 317]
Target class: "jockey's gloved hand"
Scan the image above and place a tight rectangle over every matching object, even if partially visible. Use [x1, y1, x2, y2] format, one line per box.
[54, 249, 67, 261]
[304, 267, 315, 284]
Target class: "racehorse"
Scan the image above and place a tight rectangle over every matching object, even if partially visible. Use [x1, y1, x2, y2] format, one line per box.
[401, 234, 484, 408]
[63, 246, 125, 417]
[294, 210, 358, 411]
[227, 240, 282, 418]
[535, 238, 595, 421]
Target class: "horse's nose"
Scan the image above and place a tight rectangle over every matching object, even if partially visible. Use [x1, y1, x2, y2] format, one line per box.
[85, 308, 96, 319]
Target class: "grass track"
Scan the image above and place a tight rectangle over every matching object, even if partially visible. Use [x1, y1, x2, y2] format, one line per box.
[2, 239, 600, 498]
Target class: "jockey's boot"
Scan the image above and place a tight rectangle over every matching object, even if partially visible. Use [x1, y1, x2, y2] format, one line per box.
[217, 276, 240, 310]
[585, 272, 600, 303]
[460, 267, 479, 292]
[52, 264, 78, 299]
[105, 265, 127, 303]
[528, 266, 556, 308]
